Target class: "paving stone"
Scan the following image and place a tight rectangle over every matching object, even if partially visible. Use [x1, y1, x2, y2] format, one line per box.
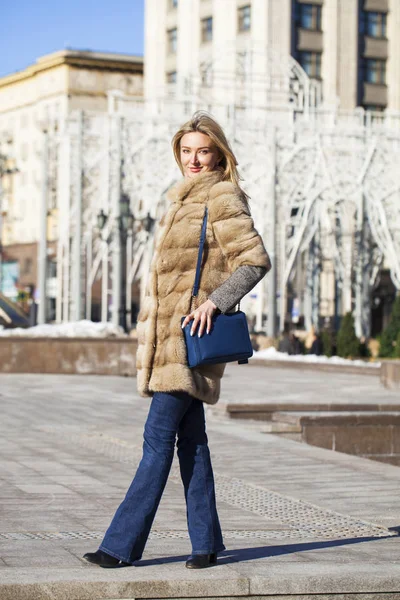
[2, 552, 81, 568]
[245, 563, 400, 595]
[0, 371, 399, 599]
[0, 564, 250, 600]
[15, 484, 77, 495]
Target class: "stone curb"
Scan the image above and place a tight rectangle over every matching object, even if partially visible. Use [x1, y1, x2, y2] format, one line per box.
[248, 359, 379, 376]
[2, 561, 400, 600]
[226, 403, 400, 415]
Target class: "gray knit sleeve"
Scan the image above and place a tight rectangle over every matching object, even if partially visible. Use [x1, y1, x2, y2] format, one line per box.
[208, 265, 267, 314]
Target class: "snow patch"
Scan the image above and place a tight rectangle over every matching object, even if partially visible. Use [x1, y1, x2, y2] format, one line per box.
[0, 320, 127, 338]
[252, 346, 380, 368]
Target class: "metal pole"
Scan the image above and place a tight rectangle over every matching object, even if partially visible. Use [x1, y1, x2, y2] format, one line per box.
[61, 130, 71, 323]
[126, 229, 133, 330]
[255, 282, 263, 331]
[111, 116, 122, 326]
[267, 127, 277, 338]
[355, 192, 371, 339]
[119, 226, 128, 332]
[55, 120, 68, 324]
[56, 242, 63, 323]
[101, 110, 111, 323]
[354, 191, 364, 338]
[362, 230, 372, 339]
[101, 236, 109, 322]
[279, 221, 286, 333]
[342, 233, 353, 315]
[311, 226, 321, 329]
[304, 228, 321, 332]
[73, 111, 83, 321]
[334, 215, 342, 331]
[37, 130, 48, 325]
[85, 232, 92, 320]
[304, 245, 313, 332]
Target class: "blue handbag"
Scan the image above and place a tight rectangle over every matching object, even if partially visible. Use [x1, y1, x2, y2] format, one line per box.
[181, 206, 253, 368]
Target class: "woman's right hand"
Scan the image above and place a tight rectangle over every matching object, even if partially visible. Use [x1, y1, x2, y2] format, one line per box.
[181, 299, 217, 337]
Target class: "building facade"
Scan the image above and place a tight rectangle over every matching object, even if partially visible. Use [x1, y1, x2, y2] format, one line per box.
[0, 50, 143, 318]
[145, 0, 400, 111]
[142, 0, 400, 338]
[0, 8, 398, 337]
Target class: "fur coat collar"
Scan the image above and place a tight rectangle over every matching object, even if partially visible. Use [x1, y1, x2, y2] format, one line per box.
[166, 170, 224, 204]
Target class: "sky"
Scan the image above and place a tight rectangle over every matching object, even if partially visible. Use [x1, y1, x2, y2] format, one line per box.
[0, 0, 145, 78]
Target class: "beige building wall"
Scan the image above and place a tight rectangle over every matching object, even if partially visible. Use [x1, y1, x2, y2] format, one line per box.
[320, 0, 338, 107]
[145, 0, 168, 100]
[336, 0, 359, 110]
[145, 0, 293, 103]
[0, 50, 143, 300]
[268, 0, 291, 57]
[143, 0, 400, 331]
[0, 50, 143, 248]
[177, 0, 202, 98]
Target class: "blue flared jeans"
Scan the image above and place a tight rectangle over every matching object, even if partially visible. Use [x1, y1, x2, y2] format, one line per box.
[99, 391, 225, 564]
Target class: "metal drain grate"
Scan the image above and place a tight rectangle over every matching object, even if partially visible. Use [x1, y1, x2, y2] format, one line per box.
[0, 531, 102, 542]
[211, 474, 393, 540]
[37, 427, 396, 542]
[0, 529, 310, 542]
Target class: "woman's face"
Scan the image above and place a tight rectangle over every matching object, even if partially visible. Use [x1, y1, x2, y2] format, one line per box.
[180, 131, 221, 178]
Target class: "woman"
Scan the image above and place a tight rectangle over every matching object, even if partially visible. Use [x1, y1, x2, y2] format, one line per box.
[83, 112, 271, 569]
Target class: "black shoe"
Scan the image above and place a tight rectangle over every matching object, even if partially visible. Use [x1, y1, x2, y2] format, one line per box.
[83, 549, 130, 568]
[185, 553, 217, 569]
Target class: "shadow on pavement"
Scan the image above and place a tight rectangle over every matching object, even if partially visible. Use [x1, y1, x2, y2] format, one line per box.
[217, 535, 398, 564]
[133, 534, 398, 567]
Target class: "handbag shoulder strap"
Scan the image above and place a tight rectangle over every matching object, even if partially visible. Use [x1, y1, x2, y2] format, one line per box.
[190, 206, 241, 312]
[192, 206, 208, 298]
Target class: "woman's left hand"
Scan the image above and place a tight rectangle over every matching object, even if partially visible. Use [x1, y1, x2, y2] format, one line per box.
[182, 299, 218, 337]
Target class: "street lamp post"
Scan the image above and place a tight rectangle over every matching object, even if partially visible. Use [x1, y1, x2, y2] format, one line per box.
[97, 197, 154, 333]
[117, 194, 134, 333]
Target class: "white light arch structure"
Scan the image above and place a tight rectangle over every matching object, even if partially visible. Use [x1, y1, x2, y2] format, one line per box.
[3, 45, 400, 339]
[181, 41, 322, 116]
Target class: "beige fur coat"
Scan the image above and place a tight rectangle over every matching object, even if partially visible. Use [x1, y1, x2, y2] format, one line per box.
[136, 170, 270, 405]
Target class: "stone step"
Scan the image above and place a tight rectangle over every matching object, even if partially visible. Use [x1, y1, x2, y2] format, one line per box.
[259, 421, 302, 434]
[222, 404, 400, 466]
[271, 411, 400, 466]
[226, 402, 400, 421]
[249, 357, 380, 376]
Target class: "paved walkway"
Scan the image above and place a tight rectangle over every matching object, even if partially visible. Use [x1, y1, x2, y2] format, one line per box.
[221, 363, 398, 405]
[0, 367, 400, 599]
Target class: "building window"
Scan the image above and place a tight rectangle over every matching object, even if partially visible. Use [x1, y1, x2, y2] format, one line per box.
[364, 58, 386, 84]
[363, 105, 385, 112]
[167, 28, 177, 54]
[361, 11, 387, 38]
[166, 71, 177, 84]
[170, 0, 178, 8]
[298, 51, 321, 78]
[48, 261, 57, 279]
[201, 17, 213, 43]
[297, 3, 322, 31]
[23, 258, 33, 275]
[238, 5, 251, 32]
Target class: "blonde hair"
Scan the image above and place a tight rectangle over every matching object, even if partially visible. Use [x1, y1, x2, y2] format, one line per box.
[172, 111, 243, 189]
